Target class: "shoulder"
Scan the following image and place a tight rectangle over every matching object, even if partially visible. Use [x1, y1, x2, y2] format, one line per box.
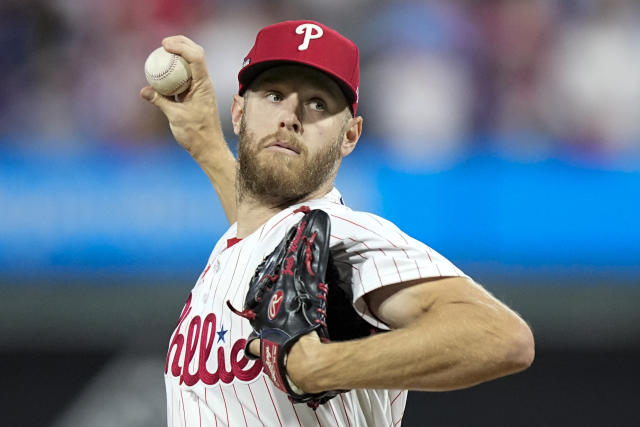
[324, 206, 407, 245]
[328, 209, 397, 231]
[207, 223, 239, 259]
[303, 188, 402, 236]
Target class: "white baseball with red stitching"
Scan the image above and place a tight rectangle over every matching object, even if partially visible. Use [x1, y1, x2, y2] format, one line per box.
[144, 47, 192, 96]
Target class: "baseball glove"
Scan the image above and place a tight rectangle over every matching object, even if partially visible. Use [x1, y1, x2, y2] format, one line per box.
[227, 206, 341, 409]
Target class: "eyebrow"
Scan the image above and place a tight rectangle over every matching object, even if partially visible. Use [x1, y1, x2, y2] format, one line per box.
[257, 75, 342, 100]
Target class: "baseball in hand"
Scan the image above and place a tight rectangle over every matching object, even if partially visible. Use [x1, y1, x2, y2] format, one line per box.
[144, 47, 192, 96]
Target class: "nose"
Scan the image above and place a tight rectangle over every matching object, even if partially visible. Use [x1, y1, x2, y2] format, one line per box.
[278, 95, 303, 133]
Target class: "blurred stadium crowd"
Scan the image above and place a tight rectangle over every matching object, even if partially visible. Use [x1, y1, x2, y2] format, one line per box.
[2, 4, 639, 425]
[2, 0, 640, 166]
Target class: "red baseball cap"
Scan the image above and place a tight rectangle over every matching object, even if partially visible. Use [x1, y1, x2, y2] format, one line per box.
[238, 20, 360, 115]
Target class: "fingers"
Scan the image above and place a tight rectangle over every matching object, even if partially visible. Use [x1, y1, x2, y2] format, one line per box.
[248, 338, 261, 357]
[162, 35, 209, 81]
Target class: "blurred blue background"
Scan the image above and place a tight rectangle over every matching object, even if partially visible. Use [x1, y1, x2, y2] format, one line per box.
[1, 1, 639, 426]
[1, 140, 639, 280]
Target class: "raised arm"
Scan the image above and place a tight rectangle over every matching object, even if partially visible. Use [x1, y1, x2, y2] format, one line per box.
[141, 36, 237, 224]
[285, 276, 534, 392]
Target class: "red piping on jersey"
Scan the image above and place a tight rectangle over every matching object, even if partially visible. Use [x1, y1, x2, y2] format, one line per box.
[227, 237, 242, 248]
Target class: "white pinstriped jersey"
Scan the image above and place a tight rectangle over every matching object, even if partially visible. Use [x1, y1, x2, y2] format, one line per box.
[165, 188, 466, 427]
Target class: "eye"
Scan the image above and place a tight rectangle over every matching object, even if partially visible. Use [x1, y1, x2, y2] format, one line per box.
[308, 98, 326, 112]
[266, 92, 283, 102]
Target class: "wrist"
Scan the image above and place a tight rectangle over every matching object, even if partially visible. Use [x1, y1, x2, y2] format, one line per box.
[173, 118, 226, 160]
[283, 353, 306, 395]
[191, 140, 235, 170]
[287, 339, 334, 393]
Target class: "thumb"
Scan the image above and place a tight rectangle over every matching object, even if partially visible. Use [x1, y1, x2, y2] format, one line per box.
[140, 86, 171, 110]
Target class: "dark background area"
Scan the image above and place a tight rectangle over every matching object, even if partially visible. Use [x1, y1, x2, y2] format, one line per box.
[4, 347, 639, 426]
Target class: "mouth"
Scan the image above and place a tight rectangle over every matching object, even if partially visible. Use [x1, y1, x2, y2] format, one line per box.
[265, 141, 301, 155]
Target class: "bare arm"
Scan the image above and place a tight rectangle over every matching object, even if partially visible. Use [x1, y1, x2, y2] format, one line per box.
[286, 276, 534, 392]
[141, 36, 237, 224]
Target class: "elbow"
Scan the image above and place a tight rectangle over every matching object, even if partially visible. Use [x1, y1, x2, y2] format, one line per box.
[500, 320, 535, 374]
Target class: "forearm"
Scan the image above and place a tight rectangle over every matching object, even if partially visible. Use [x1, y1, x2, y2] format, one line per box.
[290, 301, 534, 392]
[169, 99, 238, 224]
[190, 135, 238, 224]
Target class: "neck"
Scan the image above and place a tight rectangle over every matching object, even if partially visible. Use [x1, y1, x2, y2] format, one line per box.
[235, 182, 333, 238]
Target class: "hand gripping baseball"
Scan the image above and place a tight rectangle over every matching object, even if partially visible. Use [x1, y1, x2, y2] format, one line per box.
[227, 206, 342, 409]
[140, 36, 224, 159]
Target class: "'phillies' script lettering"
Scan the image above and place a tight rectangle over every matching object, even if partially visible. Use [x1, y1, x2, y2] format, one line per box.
[165, 294, 263, 385]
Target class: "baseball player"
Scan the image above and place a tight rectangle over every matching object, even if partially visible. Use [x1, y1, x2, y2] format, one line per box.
[141, 20, 534, 426]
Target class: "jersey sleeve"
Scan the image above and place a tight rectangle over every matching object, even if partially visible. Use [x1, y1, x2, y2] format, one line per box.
[328, 210, 467, 330]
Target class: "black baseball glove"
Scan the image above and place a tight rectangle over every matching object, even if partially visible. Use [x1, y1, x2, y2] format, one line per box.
[227, 206, 341, 409]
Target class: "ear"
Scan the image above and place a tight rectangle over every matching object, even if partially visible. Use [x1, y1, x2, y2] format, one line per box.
[340, 115, 363, 157]
[231, 94, 245, 136]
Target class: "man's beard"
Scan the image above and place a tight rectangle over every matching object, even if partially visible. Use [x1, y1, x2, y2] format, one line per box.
[237, 113, 344, 206]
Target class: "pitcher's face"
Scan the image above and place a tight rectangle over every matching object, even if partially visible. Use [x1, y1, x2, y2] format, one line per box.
[235, 65, 352, 203]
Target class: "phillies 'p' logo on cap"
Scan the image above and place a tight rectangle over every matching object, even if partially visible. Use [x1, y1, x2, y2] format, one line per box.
[295, 23, 324, 51]
[237, 20, 360, 115]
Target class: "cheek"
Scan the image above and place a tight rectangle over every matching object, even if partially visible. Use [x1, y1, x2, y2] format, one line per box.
[244, 113, 271, 139]
[308, 118, 343, 146]
[245, 100, 273, 126]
